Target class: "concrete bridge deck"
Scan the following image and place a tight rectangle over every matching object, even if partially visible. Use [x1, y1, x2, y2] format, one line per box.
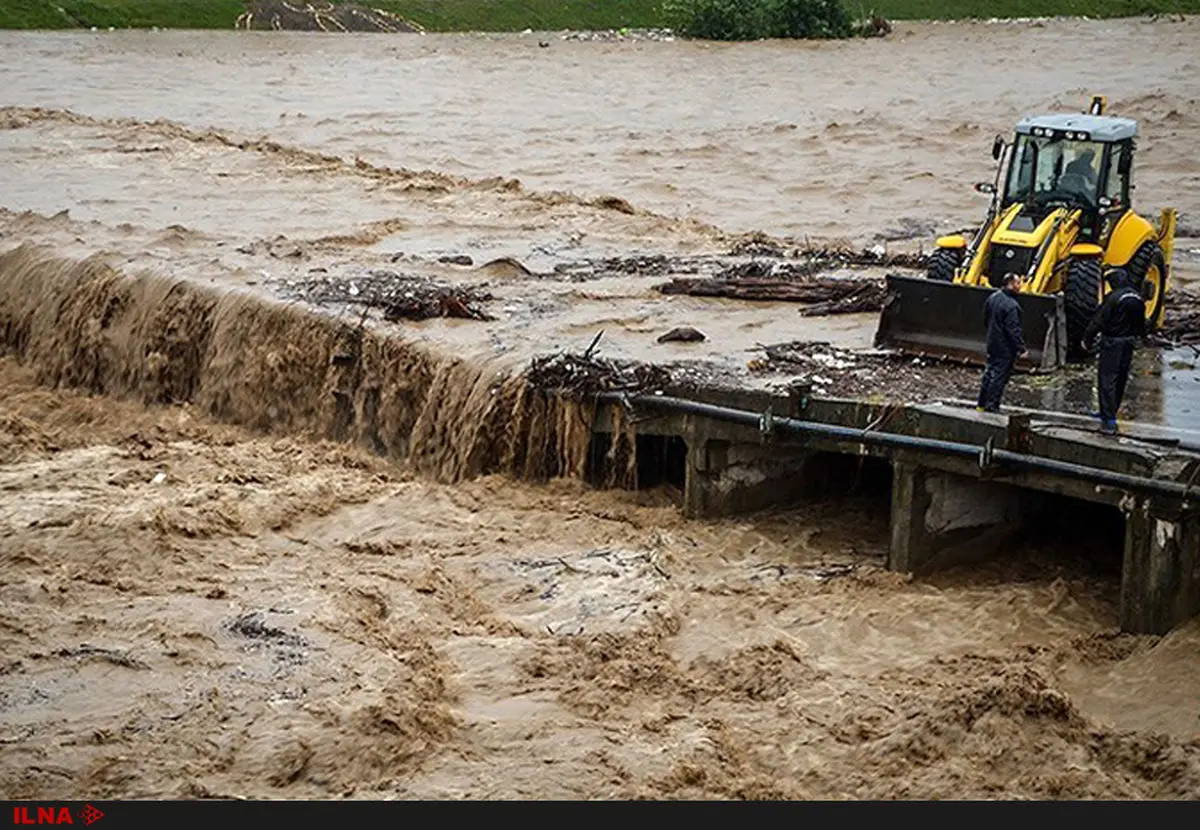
[587, 383, 1200, 636]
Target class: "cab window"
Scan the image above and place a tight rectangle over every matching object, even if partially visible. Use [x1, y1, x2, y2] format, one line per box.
[1105, 144, 1128, 205]
[1004, 134, 1104, 209]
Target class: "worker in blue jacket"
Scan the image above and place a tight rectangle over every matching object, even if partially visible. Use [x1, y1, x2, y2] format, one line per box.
[976, 272, 1029, 413]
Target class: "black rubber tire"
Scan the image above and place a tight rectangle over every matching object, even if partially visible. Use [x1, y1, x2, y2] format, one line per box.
[1065, 257, 1103, 359]
[1126, 241, 1167, 332]
[926, 247, 960, 282]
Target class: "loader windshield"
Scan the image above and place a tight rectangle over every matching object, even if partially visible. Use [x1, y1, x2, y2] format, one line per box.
[1004, 134, 1106, 210]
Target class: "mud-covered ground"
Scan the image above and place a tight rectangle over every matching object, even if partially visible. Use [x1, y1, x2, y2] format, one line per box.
[2, 356, 1199, 799]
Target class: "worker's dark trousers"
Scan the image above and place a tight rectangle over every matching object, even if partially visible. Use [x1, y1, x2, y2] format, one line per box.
[977, 354, 1016, 412]
[1098, 336, 1137, 423]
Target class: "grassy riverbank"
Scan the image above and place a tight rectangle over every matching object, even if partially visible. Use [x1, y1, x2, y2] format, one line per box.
[0, 0, 1195, 31]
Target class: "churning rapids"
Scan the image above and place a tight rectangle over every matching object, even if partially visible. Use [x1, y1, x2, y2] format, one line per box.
[1, 17, 1200, 800]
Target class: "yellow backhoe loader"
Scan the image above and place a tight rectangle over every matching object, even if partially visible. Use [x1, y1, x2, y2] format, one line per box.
[874, 95, 1177, 371]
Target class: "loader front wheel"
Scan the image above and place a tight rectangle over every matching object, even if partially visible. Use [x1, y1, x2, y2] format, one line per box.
[927, 248, 960, 282]
[1127, 241, 1167, 331]
[1065, 257, 1102, 359]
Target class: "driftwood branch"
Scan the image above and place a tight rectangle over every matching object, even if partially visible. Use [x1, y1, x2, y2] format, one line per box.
[655, 276, 886, 316]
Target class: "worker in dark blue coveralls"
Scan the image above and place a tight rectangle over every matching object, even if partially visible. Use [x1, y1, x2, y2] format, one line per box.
[976, 272, 1029, 413]
[1084, 267, 1146, 435]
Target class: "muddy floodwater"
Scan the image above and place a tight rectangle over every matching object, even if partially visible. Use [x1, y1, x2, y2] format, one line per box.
[2, 18, 1200, 800]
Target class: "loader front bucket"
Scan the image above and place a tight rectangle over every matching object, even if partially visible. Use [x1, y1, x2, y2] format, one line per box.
[873, 274, 1067, 372]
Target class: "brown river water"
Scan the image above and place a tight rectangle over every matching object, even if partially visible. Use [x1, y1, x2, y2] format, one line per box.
[1, 18, 1200, 800]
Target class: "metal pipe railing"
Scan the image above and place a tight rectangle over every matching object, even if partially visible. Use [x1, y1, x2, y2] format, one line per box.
[596, 392, 1196, 503]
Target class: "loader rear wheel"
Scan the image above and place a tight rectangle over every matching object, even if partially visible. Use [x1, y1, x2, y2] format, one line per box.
[1065, 257, 1102, 359]
[927, 248, 960, 282]
[1127, 241, 1167, 331]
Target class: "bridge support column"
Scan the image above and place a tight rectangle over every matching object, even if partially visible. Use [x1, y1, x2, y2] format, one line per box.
[888, 463, 1024, 575]
[683, 422, 811, 519]
[1120, 502, 1200, 634]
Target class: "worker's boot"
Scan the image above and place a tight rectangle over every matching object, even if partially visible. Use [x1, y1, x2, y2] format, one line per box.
[1100, 419, 1118, 435]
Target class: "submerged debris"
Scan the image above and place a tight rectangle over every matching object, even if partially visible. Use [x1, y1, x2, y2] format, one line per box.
[276, 271, 495, 322]
[52, 644, 149, 670]
[727, 235, 929, 269]
[236, 235, 307, 260]
[657, 326, 707, 343]
[226, 612, 305, 646]
[552, 254, 706, 280]
[549, 245, 927, 283]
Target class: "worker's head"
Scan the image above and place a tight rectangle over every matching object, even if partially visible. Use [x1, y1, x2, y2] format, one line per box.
[1078, 149, 1095, 164]
[1104, 267, 1130, 290]
[1003, 272, 1022, 291]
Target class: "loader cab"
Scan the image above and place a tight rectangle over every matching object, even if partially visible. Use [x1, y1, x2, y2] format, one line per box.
[1001, 113, 1137, 244]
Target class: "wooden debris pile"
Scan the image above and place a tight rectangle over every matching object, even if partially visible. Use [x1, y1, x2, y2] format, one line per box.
[1157, 289, 1200, 346]
[749, 341, 866, 376]
[525, 336, 671, 400]
[748, 339, 980, 400]
[278, 271, 495, 322]
[656, 270, 887, 316]
[799, 281, 887, 316]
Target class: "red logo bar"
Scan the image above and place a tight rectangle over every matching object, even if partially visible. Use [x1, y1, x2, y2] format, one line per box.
[11, 806, 102, 826]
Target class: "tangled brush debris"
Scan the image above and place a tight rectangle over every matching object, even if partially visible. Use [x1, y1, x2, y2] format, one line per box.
[525, 334, 671, 400]
[276, 271, 495, 322]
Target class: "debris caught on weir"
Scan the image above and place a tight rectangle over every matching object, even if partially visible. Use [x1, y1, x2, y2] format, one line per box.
[275, 270, 496, 322]
[526, 339, 671, 401]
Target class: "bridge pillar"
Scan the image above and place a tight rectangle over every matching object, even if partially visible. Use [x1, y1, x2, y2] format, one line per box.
[682, 421, 811, 519]
[1120, 501, 1200, 634]
[888, 462, 1024, 575]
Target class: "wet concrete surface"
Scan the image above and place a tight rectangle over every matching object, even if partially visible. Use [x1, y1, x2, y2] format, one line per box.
[1002, 346, 1200, 436]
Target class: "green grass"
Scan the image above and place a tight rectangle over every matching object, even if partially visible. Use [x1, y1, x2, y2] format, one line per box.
[0, 1, 244, 29]
[374, 0, 666, 31]
[0, 0, 1196, 31]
